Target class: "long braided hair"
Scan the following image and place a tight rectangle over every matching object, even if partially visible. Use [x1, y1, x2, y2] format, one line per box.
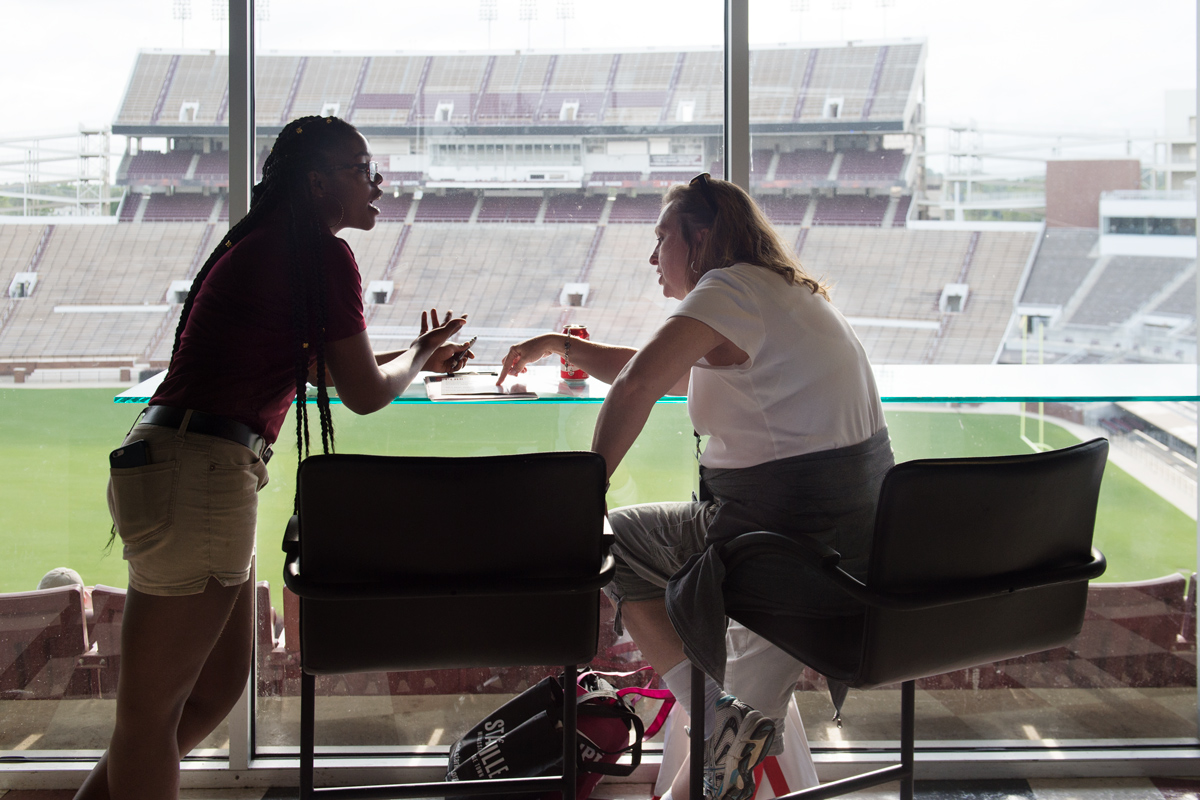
[167, 115, 357, 502]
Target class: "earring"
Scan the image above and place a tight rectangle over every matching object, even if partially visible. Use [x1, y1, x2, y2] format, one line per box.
[328, 196, 344, 229]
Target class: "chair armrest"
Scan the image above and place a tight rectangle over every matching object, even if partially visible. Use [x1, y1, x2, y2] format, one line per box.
[825, 548, 1107, 610]
[284, 551, 616, 601]
[720, 531, 1105, 611]
[282, 515, 299, 556]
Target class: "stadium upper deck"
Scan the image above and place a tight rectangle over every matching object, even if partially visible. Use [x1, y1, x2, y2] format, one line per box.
[114, 41, 925, 135]
[113, 41, 925, 200]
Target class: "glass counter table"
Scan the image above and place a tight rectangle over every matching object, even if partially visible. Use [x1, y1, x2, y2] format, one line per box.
[113, 364, 1200, 767]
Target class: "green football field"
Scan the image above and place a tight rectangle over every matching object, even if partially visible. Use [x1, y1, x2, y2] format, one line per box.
[0, 388, 1194, 613]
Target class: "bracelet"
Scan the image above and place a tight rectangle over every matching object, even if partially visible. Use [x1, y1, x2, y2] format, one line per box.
[563, 334, 572, 361]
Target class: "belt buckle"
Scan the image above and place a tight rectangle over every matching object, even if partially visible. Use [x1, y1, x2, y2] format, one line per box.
[261, 443, 273, 464]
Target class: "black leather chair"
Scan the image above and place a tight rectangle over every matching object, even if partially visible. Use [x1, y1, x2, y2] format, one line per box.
[283, 451, 612, 800]
[688, 438, 1109, 800]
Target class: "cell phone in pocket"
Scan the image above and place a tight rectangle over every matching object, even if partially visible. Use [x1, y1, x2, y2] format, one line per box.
[110, 439, 149, 469]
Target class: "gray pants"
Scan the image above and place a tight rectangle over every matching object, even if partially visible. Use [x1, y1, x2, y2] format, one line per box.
[606, 500, 804, 740]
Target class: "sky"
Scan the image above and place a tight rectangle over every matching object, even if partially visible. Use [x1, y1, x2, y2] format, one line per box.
[1, 0, 1196, 176]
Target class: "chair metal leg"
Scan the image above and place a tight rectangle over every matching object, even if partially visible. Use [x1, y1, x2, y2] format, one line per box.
[563, 664, 578, 800]
[301, 670, 315, 800]
[900, 679, 915, 800]
[690, 663, 705, 800]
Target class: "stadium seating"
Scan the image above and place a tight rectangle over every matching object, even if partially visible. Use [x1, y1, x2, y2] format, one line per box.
[0, 586, 90, 700]
[477, 196, 542, 223]
[892, 195, 912, 226]
[837, 149, 906, 182]
[122, 151, 195, 185]
[1021, 229, 1100, 307]
[775, 150, 836, 181]
[78, 585, 126, 698]
[372, 193, 413, 222]
[755, 194, 810, 225]
[413, 193, 477, 223]
[750, 148, 774, 178]
[1071, 256, 1194, 327]
[192, 151, 229, 184]
[544, 193, 606, 224]
[118, 193, 142, 222]
[812, 194, 890, 226]
[608, 194, 663, 224]
[142, 193, 217, 222]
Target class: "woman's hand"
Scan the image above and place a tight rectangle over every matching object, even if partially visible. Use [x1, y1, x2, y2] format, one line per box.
[497, 334, 560, 384]
[411, 307, 468, 361]
[418, 308, 475, 374]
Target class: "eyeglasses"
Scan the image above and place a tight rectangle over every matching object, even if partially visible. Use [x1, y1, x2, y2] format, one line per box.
[330, 161, 379, 183]
[690, 172, 719, 216]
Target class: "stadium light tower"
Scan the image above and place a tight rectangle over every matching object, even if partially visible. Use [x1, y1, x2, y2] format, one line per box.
[172, 0, 192, 48]
[519, 0, 537, 50]
[479, 0, 498, 49]
[556, 0, 574, 48]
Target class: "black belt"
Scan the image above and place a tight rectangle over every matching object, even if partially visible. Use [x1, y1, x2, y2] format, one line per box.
[141, 406, 273, 463]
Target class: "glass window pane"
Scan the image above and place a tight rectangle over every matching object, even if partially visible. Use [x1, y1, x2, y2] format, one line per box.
[0, 2, 229, 754]
[251, 0, 723, 758]
[748, 0, 1197, 749]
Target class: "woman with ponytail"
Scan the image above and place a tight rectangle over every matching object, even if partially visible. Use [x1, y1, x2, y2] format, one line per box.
[78, 116, 471, 799]
[499, 175, 893, 800]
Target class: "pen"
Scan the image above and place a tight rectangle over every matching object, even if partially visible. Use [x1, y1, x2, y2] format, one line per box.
[452, 336, 477, 370]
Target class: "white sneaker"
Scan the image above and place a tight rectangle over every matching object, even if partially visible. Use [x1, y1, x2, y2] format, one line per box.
[702, 694, 776, 800]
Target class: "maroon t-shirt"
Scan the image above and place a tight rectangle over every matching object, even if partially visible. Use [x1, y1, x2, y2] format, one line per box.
[153, 221, 366, 443]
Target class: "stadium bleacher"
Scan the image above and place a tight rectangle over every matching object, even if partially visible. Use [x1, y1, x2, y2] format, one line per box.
[121, 151, 195, 185]
[1071, 256, 1194, 327]
[608, 195, 663, 224]
[837, 148, 906, 181]
[142, 193, 218, 223]
[372, 193, 413, 222]
[477, 196, 542, 223]
[811, 194, 890, 226]
[755, 194, 810, 225]
[544, 193, 606, 224]
[413, 193, 477, 223]
[1020, 229, 1100, 308]
[775, 150, 836, 181]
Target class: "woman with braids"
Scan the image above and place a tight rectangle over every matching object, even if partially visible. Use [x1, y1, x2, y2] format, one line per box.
[498, 175, 893, 800]
[78, 116, 471, 799]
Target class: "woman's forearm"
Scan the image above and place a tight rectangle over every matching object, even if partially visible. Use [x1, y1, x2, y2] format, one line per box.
[500, 333, 636, 385]
[591, 367, 660, 478]
[546, 334, 637, 384]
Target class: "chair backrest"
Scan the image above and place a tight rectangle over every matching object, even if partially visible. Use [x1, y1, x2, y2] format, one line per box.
[856, 438, 1108, 687]
[90, 585, 126, 657]
[295, 451, 608, 676]
[0, 585, 89, 698]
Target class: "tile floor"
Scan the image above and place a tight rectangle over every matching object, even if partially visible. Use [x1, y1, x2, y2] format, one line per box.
[4, 779, 1200, 800]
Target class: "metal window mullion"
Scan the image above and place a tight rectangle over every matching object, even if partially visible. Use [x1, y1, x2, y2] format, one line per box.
[226, 0, 255, 772]
[724, 0, 750, 190]
[228, 0, 255, 226]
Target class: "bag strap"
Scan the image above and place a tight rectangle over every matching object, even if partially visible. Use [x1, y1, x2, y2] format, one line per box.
[576, 704, 646, 776]
[616, 686, 675, 738]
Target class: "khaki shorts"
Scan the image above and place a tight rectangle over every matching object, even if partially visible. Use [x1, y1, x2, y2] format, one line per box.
[604, 500, 716, 634]
[107, 421, 269, 596]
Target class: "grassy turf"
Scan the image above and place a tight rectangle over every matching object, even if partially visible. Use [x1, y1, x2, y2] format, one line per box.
[0, 390, 1192, 612]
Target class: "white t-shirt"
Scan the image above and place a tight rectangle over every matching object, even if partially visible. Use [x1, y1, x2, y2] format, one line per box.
[670, 262, 885, 469]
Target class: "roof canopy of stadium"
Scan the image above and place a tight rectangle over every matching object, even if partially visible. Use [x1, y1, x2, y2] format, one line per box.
[113, 40, 926, 138]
